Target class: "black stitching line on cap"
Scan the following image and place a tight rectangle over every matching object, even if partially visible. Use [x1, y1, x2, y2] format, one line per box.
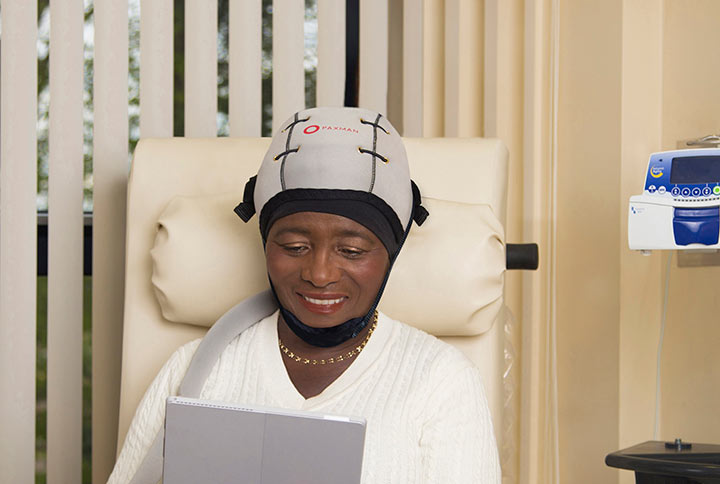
[358, 148, 388, 164]
[360, 114, 388, 192]
[360, 116, 389, 134]
[278, 113, 310, 190]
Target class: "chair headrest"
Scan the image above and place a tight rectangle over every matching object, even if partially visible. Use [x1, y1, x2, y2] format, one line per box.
[151, 192, 504, 336]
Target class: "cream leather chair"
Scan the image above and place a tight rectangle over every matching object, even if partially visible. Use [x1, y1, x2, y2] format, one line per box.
[117, 137, 508, 454]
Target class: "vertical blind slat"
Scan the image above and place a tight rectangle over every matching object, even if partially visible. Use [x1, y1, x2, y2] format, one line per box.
[359, 0, 389, 115]
[47, 0, 84, 482]
[422, 0, 445, 136]
[464, 0, 483, 137]
[140, 0, 174, 138]
[92, 1, 129, 482]
[483, 0, 497, 137]
[317, 0, 346, 107]
[272, 0, 305, 132]
[443, 0, 460, 136]
[0, 1, 38, 482]
[403, 0, 423, 136]
[229, 0, 262, 137]
[386, 0, 403, 129]
[185, 0, 218, 137]
[444, 0, 483, 136]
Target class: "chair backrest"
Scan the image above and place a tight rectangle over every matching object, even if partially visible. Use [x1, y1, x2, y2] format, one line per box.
[118, 137, 508, 450]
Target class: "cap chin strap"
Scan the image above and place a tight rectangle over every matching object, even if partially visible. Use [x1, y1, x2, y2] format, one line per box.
[273, 290, 372, 348]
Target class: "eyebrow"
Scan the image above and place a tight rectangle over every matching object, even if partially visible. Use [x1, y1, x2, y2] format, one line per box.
[335, 229, 375, 243]
[271, 226, 312, 238]
[271, 226, 375, 243]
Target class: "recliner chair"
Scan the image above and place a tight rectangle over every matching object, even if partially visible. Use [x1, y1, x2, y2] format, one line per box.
[117, 136, 509, 456]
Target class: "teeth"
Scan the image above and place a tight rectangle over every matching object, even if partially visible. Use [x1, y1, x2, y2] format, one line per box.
[303, 296, 344, 305]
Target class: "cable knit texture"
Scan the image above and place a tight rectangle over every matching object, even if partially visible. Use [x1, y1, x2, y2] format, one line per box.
[108, 312, 500, 483]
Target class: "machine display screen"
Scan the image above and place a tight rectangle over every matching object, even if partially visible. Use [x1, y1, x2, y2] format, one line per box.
[670, 156, 720, 184]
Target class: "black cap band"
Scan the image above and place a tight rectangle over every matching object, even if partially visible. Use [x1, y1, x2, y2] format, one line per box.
[259, 188, 404, 256]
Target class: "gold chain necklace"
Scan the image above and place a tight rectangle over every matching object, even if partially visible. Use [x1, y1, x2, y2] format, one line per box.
[278, 311, 378, 365]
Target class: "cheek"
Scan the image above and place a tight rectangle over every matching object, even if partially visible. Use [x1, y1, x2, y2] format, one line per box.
[352, 256, 389, 293]
[265, 249, 294, 284]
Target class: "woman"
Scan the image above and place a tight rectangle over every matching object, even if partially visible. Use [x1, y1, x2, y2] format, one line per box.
[108, 107, 500, 483]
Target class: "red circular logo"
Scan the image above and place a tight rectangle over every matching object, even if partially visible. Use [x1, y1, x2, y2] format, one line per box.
[303, 125, 320, 134]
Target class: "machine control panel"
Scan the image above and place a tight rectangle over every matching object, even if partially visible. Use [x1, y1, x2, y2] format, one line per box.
[642, 149, 720, 203]
[629, 149, 720, 250]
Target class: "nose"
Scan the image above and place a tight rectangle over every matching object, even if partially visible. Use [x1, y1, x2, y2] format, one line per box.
[301, 249, 341, 288]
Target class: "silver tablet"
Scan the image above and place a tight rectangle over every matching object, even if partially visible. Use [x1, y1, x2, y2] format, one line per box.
[163, 396, 366, 484]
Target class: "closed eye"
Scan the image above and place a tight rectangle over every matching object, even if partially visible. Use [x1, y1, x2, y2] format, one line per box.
[339, 247, 366, 258]
[282, 244, 309, 255]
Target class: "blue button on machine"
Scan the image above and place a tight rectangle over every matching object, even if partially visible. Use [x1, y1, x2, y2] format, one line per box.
[673, 206, 720, 246]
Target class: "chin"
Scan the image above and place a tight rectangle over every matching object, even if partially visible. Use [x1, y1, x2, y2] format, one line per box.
[294, 309, 354, 329]
[291, 302, 369, 329]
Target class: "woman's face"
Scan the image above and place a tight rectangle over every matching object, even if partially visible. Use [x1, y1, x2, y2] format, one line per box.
[265, 211, 390, 328]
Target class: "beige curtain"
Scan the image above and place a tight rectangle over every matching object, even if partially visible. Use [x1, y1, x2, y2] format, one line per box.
[384, 1, 562, 483]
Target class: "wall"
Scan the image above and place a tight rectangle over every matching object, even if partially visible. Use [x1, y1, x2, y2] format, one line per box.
[556, 1, 622, 483]
[618, 2, 664, 481]
[554, 2, 720, 484]
[619, 0, 720, 459]
[660, 0, 720, 444]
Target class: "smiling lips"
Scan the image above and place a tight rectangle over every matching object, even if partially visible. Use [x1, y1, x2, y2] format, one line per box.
[297, 293, 347, 314]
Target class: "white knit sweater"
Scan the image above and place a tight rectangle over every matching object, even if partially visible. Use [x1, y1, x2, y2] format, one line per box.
[108, 312, 500, 483]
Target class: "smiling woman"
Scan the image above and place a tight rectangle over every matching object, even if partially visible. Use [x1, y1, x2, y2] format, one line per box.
[108, 107, 501, 484]
[266, 212, 389, 326]
[267, 211, 389, 398]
